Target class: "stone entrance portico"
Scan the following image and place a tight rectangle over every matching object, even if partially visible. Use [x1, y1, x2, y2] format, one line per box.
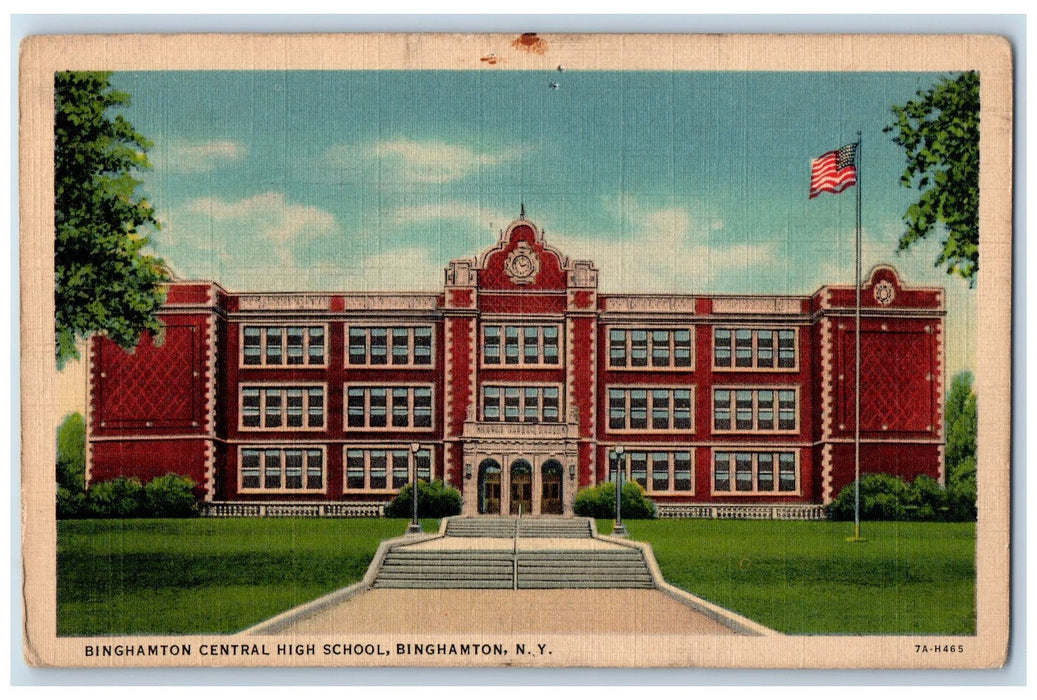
[460, 417, 579, 516]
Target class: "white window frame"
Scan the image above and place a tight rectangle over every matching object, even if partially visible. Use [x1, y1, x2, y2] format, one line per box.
[606, 386, 695, 433]
[345, 325, 435, 368]
[239, 324, 328, 368]
[712, 386, 799, 434]
[606, 327, 695, 371]
[343, 445, 434, 494]
[238, 445, 327, 494]
[238, 383, 327, 431]
[480, 323, 563, 368]
[607, 447, 695, 494]
[480, 383, 563, 423]
[712, 326, 799, 372]
[710, 448, 800, 496]
[344, 383, 436, 431]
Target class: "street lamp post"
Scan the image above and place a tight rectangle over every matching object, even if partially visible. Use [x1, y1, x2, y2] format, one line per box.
[611, 445, 627, 537]
[407, 442, 423, 535]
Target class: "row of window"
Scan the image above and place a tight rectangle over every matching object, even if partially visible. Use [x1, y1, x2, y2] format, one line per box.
[714, 328, 797, 369]
[238, 447, 432, 492]
[608, 388, 693, 431]
[483, 325, 559, 366]
[237, 384, 800, 433]
[713, 451, 798, 493]
[608, 450, 694, 492]
[609, 329, 693, 369]
[236, 446, 799, 495]
[237, 325, 799, 370]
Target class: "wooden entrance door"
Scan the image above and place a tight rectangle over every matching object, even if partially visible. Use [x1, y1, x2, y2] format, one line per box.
[541, 461, 564, 514]
[510, 460, 532, 515]
[478, 459, 501, 514]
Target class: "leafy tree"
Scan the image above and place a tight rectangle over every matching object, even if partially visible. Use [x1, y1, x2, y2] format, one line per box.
[56, 412, 86, 491]
[944, 371, 978, 519]
[884, 71, 979, 285]
[54, 71, 169, 366]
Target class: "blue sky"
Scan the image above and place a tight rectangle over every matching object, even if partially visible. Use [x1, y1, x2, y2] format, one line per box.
[108, 70, 975, 377]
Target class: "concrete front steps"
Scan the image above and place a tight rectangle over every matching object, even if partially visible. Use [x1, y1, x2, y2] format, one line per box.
[444, 516, 594, 539]
[372, 549, 654, 589]
[372, 517, 654, 589]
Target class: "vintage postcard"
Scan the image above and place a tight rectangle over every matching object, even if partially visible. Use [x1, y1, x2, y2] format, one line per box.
[20, 33, 1012, 669]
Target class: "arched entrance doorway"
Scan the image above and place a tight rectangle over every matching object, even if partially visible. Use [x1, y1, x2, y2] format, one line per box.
[510, 460, 533, 515]
[541, 460, 564, 515]
[478, 459, 502, 514]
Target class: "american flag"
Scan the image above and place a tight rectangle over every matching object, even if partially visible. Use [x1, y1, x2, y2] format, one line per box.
[809, 143, 858, 198]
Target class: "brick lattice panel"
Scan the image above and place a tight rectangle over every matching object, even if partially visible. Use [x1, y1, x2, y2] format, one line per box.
[98, 325, 198, 427]
[839, 330, 934, 433]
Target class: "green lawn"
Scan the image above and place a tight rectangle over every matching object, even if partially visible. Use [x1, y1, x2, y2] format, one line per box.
[608, 519, 976, 635]
[57, 518, 438, 636]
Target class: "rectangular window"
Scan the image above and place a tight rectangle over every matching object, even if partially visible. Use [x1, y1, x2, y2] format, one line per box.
[413, 327, 432, 365]
[240, 386, 326, 430]
[674, 452, 692, 491]
[484, 326, 501, 364]
[483, 324, 561, 366]
[778, 330, 796, 368]
[369, 451, 387, 489]
[264, 449, 281, 489]
[344, 447, 433, 492]
[392, 450, 410, 489]
[306, 450, 323, 489]
[610, 329, 626, 367]
[712, 388, 797, 432]
[714, 328, 798, 370]
[346, 450, 365, 489]
[629, 451, 648, 489]
[712, 451, 798, 494]
[346, 327, 435, 366]
[344, 386, 434, 430]
[285, 450, 303, 489]
[482, 385, 562, 423]
[241, 450, 261, 489]
[651, 452, 670, 491]
[286, 328, 305, 365]
[779, 453, 797, 491]
[608, 388, 695, 431]
[241, 326, 327, 367]
[714, 452, 731, 491]
[714, 329, 732, 367]
[608, 329, 694, 369]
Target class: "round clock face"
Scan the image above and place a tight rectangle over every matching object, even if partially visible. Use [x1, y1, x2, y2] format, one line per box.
[504, 243, 540, 284]
[512, 254, 533, 276]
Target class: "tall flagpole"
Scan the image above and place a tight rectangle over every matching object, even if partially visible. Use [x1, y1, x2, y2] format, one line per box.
[853, 131, 863, 540]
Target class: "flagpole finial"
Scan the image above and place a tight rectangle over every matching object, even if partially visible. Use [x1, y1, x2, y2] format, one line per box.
[520, 202, 526, 219]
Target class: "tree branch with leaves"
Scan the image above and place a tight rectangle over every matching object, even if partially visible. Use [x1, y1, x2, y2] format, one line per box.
[54, 71, 169, 366]
[884, 71, 979, 286]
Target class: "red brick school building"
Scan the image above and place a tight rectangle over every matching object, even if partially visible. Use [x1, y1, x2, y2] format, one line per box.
[87, 217, 945, 518]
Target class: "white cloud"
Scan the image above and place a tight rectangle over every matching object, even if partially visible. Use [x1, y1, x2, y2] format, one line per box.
[324, 138, 525, 184]
[152, 139, 245, 174]
[187, 192, 338, 246]
[550, 197, 773, 293]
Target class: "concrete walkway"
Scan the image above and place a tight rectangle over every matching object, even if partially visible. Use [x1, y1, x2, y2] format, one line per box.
[244, 517, 776, 637]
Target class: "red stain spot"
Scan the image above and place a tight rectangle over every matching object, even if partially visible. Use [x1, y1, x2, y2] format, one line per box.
[480, 54, 499, 65]
[512, 33, 547, 55]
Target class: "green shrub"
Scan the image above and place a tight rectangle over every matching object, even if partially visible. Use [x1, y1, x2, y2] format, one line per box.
[57, 486, 88, 519]
[384, 479, 462, 518]
[143, 474, 199, 518]
[574, 481, 655, 519]
[946, 456, 977, 521]
[87, 477, 145, 518]
[56, 412, 86, 491]
[829, 472, 965, 522]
